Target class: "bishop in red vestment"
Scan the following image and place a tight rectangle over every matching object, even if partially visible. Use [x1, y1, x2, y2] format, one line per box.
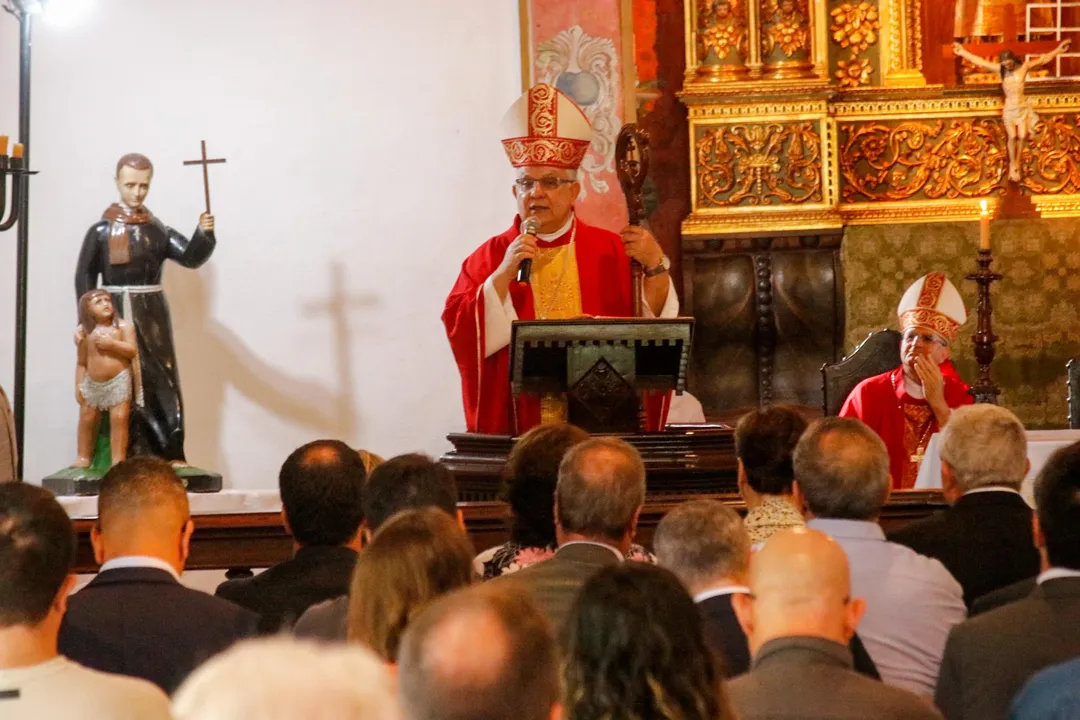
[840, 273, 973, 489]
[442, 84, 678, 435]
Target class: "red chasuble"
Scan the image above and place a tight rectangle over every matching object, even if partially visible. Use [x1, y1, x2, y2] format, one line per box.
[443, 216, 668, 435]
[839, 362, 973, 489]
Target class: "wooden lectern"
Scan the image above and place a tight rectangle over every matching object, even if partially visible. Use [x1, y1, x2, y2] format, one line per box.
[509, 318, 693, 434]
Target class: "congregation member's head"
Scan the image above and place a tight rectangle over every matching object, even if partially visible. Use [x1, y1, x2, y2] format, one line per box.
[398, 585, 560, 720]
[654, 499, 750, 595]
[733, 528, 864, 655]
[503, 423, 589, 549]
[1033, 441, 1080, 572]
[555, 437, 646, 555]
[172, 637, 397, 720]
[735, 405, 807, 502]
[347, 507, 474, 661]
[362, 453, 459, 534]
[939, 404, 1028, 503]
[563, 563, 734, 720]
[0, 483, 76, 658]
[793, 418, 890, 521]
[93, 456, 192, 573]
[279, 439, 367, 551]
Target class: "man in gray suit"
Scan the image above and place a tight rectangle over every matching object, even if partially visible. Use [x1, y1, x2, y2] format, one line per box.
[492, 436, 645, 635]
[728, 528, 941, 720]
[935, 440, 1080, 720]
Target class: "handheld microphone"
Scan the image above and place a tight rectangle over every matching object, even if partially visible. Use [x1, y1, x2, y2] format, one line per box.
[515, 216, 541, 285]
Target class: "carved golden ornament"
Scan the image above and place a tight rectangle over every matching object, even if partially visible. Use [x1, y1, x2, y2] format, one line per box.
[839, 119, 1009, 201]
[1023, 115, 1080, 194]
[696, 122, 823, 206]
[829, 2, 880, 54]
[698, 0, 748, 61]
[836, 55, 873, 88]
[701, 21, 748, 61]
[762, 0, 810, 57]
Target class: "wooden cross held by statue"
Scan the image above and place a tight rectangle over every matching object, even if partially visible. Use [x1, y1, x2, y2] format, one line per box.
[183, 140, 227, 215]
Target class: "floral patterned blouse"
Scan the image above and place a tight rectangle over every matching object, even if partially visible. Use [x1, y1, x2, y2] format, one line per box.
[474, 541, 657, 580]
[743, 494, 805, 546]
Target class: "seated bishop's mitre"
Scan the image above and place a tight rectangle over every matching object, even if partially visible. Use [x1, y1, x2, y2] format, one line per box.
[896, 272, 968, 344]
[500, 83, 593, 170]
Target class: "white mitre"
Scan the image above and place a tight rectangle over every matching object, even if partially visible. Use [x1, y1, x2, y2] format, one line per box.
[896, 272, 967, 344]
[500, 83, 592, 169]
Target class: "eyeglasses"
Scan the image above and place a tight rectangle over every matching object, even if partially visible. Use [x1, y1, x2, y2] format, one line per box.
[515, 176, 576, 193]
[902, 330, 947, 347]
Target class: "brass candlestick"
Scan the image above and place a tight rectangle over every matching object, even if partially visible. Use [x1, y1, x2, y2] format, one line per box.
[967, 249, 1002, 404]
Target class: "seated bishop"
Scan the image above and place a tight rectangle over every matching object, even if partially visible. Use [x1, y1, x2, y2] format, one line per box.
[840, 273, 973, 489]
[442, 84, 679, 436]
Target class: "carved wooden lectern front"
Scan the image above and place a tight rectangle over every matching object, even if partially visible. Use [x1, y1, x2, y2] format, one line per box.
[509, 318, 693, 434]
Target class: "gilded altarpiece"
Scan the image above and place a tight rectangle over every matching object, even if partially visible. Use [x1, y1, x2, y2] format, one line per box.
[676, 0, 1080, 423]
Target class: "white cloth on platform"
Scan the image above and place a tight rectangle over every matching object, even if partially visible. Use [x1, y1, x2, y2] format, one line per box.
[914, 429, 1080, 505]
[57, 489, 282, 520]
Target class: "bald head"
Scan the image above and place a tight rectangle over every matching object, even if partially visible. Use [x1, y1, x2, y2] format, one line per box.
[398, 585, 559, 720]
[555, 437, 646, 549]
[94, 457, 192, 572]
[733, 528, 864, 655]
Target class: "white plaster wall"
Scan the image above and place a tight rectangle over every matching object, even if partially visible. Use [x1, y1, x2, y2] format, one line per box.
[0, 0, 522, 486]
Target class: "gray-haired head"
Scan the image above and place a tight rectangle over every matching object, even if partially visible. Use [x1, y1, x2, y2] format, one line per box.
[940, 404, 1027, 493]
[654, 499, 750, 593]
[794, 418, 890, 520]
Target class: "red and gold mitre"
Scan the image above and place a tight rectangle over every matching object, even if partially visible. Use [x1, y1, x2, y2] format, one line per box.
[896, 272, 967, 343]
[500, 84, 592, 169]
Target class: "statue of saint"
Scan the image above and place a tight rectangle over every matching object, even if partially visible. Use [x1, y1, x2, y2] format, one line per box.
[954, 41, 1070, 182]
[73, 290, 136, 468]
[74, 153, 216, 464]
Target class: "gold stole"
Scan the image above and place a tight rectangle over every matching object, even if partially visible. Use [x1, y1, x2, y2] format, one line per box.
[531, 243, 582, 425]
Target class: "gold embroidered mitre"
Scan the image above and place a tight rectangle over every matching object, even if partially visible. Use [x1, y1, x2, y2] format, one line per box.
[897, 272, 968, 343]
[500, 84, 593, 169]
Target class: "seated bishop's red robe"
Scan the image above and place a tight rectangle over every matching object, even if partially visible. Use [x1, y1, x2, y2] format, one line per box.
[443, 215, 674, 435]
[839, 362, 973, 489]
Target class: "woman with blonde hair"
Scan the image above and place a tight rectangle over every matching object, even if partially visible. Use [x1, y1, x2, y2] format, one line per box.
[347, 507, 475, 661]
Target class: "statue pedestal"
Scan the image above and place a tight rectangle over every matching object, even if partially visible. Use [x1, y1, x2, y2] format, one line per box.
[43, 465, 223, 496]
[997, 182, 1040, 220]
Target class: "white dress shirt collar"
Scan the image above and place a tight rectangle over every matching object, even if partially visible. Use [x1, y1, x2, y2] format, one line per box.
[1037, 567, 1080, 584]
[536, 213, 575, 242]
[99, 555, 181, 582]
[559, 540, 624, 561]
[694, 585, 751, 603]
[963, 486, 1023, 498]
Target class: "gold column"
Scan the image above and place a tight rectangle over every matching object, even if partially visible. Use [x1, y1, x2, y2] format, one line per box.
[761, 0, 817, 78]
[687, 0, 751, 82]
[881, 0, 926, 87]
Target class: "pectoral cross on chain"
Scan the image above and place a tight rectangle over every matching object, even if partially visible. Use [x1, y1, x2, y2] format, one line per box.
[183, 140, 227, 214]
[911, 446, 926, 465]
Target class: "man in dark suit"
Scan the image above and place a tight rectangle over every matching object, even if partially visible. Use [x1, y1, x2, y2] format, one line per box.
[935, 440, 1080, 720]
[727, 528, 940, 719]
[292, 453, 461, 641]
[216, 440, 367, 632]
[655, 498, 879, 679]
[491, 437, 645, 635]
[888, 405, 1039, 607]
[59, 457, 257, 694]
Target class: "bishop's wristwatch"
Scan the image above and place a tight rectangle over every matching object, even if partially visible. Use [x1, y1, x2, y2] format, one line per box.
[643, 254, 671, 277]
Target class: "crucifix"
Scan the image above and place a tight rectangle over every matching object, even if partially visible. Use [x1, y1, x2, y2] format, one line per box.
[183, 140, 227, 214]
